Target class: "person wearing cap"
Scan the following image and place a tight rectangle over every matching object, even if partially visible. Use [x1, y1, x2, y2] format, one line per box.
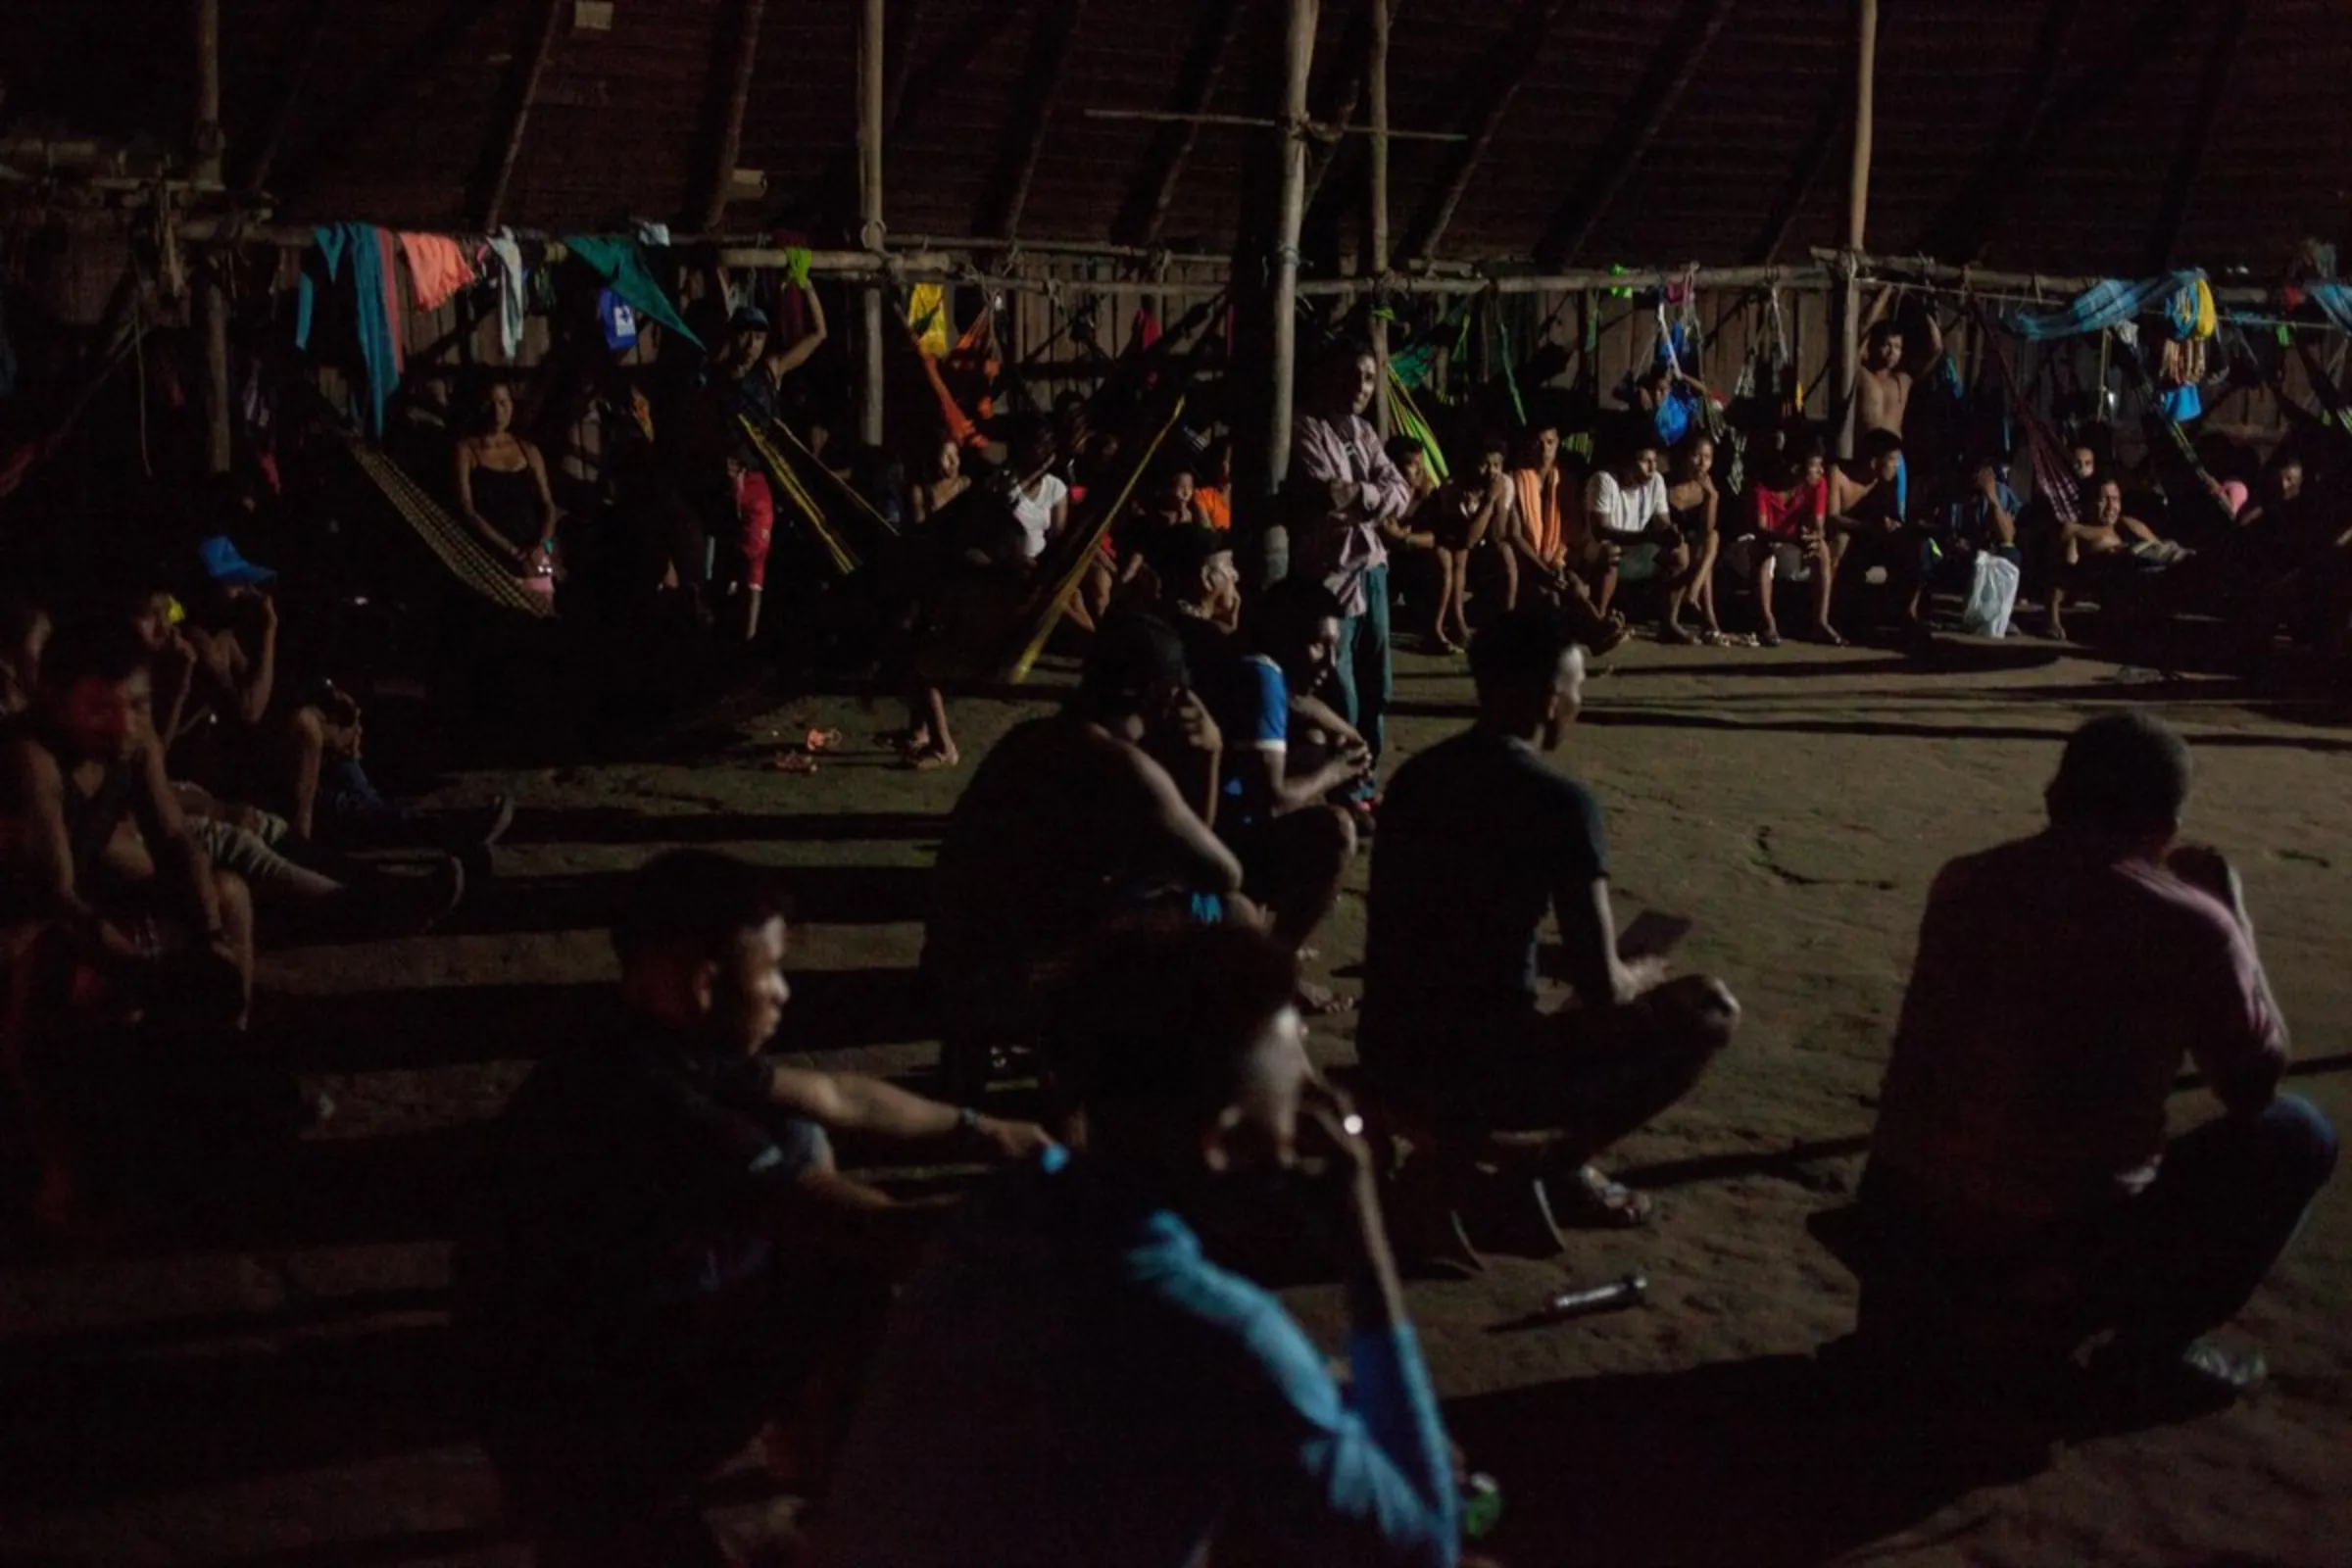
[923, 615, 1242, 1098]
[1854, 710, 2334, 1403]
[722, 290, 829, 427]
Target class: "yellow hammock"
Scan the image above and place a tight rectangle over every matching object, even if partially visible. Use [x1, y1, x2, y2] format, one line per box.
[734, 413, 868, 576]
[1003, 393, 1187, 682]
[336, 433, 556, 618]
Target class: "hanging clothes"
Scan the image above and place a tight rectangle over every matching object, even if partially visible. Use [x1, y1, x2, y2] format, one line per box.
[2302, 281, 2352, 338]
[487, 229, 527, 361]
[301, 223, 405, 434]
[908, 283, 951, 358]
[560, 236, 702, 348]
[2010, 271, 2205, 342]
[398, 231, 475, 312]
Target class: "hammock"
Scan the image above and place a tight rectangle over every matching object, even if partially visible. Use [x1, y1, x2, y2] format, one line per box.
[734, 414, 863, 576]
[1977, 309, 2081, 528]
[336, 433, 557, 617]
[1385, 367, 1449, 482]
[1000, 393, 1188, 682]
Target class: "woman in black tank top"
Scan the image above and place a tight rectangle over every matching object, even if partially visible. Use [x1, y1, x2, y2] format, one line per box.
[455, 382, 560, 578]
[1665, 434, 1727, 642]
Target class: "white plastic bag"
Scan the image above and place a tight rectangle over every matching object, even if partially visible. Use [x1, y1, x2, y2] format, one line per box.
[1962, 552, 2021, 638]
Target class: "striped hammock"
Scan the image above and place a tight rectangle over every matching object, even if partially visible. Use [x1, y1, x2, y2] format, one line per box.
[336, 433, 556, 617]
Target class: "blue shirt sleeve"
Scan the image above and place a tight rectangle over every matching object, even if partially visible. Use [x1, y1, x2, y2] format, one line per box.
[1225, 1302, 1459, 1566]
[1244, 657, 1290, 750]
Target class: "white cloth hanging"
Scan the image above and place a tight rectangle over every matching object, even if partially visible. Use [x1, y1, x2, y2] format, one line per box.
[488, 228, 527, 362]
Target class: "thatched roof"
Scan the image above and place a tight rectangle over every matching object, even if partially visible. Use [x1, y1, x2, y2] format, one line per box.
[3, 0, 2346, 275]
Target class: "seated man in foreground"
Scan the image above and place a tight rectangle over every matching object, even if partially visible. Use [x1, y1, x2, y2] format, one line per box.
[459, 849, 1048, 1564]
[822, 922, 1460, 1567]
[1359, 609, 1740, 1227]
[924, 614, 1243, 1096]
[1855, 711, 2334, 1400]
[1164, 529, 1363, 1001]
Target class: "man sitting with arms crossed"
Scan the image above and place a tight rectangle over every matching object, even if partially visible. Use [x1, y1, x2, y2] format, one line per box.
[1852, 711, 2333, 1403]
[822, 921, 1460, 1568]
[460, 849, 1049, 1565]
[924, 614, 1243, 1097]
[1359, 608, 1740, 1228]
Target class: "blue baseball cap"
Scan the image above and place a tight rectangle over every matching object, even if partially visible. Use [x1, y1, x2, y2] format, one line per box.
[198, 534, 276, 587]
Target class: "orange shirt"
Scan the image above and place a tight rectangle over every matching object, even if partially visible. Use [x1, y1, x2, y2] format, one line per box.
[1195, 485, 1233, 531]
[1511, 467, 1567, 561]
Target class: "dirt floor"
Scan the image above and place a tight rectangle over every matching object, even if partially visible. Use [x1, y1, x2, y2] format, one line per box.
[3, 634, 2347, 1566]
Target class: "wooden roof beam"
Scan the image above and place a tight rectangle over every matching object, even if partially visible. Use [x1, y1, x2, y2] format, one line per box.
[470, 0, 564, 230]
[1916, 0, 2086, 262]
[2144, 0, 2249, 271]
[1401, 0, 1574, 264]
[978, 0, 1091, 242]
[1919, 0, 2202, 264]
[1299, 0, 1379, 216]
[1112, 0, 1248, 247]
[1743, 70, 1849, 264]
[693, 0, 769, 232]
[237, 0, 341, 197]
[1533, 0, 1736, 270]
[275, 0, 505, 213]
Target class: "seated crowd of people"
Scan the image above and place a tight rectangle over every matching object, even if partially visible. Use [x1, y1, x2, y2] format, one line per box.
[0, 295, 2341, 1566]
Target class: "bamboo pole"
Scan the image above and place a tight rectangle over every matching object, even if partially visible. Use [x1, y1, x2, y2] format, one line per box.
[1265, 0, 1319, 500]
[477, 0, 564, 230]
[194, 0, 233, 477]
[858, 0, 887, 449]
[1833, 0, 1877, 460]
[698, 0, 769, 232]
[1368, 0, 1392, 438]
[240, 0, 339, 196]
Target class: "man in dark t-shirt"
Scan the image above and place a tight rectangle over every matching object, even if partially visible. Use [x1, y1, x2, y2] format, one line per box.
[1360, 609, 1740, 1224]
[461, 850, 1050, 1561]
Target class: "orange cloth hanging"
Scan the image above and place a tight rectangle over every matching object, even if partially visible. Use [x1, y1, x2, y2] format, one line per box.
[397, 231, 474, 312]
[1512, 466, 1566, 561]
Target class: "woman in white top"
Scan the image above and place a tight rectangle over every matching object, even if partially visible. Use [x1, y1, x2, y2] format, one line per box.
[1005, 426, 1069, 563]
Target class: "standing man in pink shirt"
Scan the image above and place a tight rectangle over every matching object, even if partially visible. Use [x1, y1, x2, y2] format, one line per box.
[1854, 711, 2334, 1404]
[1289, 340, 1412, 808]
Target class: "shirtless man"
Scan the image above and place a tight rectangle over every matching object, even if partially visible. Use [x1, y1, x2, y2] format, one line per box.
[2039, 476, 2175, 641]
[923, 615, 1244, 1098]
[1854, 314, 1942, 518]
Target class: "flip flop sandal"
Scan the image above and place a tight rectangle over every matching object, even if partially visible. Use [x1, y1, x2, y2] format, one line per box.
[774, 752, 819, 775]
[1758, 629, 1784, 648]
[1553, 1164, 1655, 1229]
[805, 727, 845, 752]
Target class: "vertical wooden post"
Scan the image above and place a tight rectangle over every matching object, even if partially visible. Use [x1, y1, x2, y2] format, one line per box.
[195, 0, 233, 477]
[1265, 0, 1319, 498]
[858, 0, 888, 450]
[1833, 0, 1876, 460]
[1367, 0, 1392, 439]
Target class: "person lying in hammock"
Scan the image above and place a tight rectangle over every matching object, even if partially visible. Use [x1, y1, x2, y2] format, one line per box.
[2038, 476, 2185, 641]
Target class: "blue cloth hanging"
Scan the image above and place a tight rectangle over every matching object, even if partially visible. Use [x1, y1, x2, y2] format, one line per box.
[301, 223, 403, 435]
[2010, 270, 2206, 342]
[2305, 281, 2352, 337]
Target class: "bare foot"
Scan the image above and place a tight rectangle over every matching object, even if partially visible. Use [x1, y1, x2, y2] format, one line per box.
[907, 744, 960, 771]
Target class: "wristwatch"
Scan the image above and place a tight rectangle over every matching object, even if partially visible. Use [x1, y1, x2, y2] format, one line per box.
[955, 1105, 985, 1139]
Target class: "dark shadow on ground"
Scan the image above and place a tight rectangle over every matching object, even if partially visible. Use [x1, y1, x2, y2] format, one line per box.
[270, 984, 607, 1073]
[0, 1319, 472, 1509]
[1442, 1356, 2088, 1567]
[499, 808, 950, 847]
[273, 965, 934, 1077]
[425, 859, 937, 939]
